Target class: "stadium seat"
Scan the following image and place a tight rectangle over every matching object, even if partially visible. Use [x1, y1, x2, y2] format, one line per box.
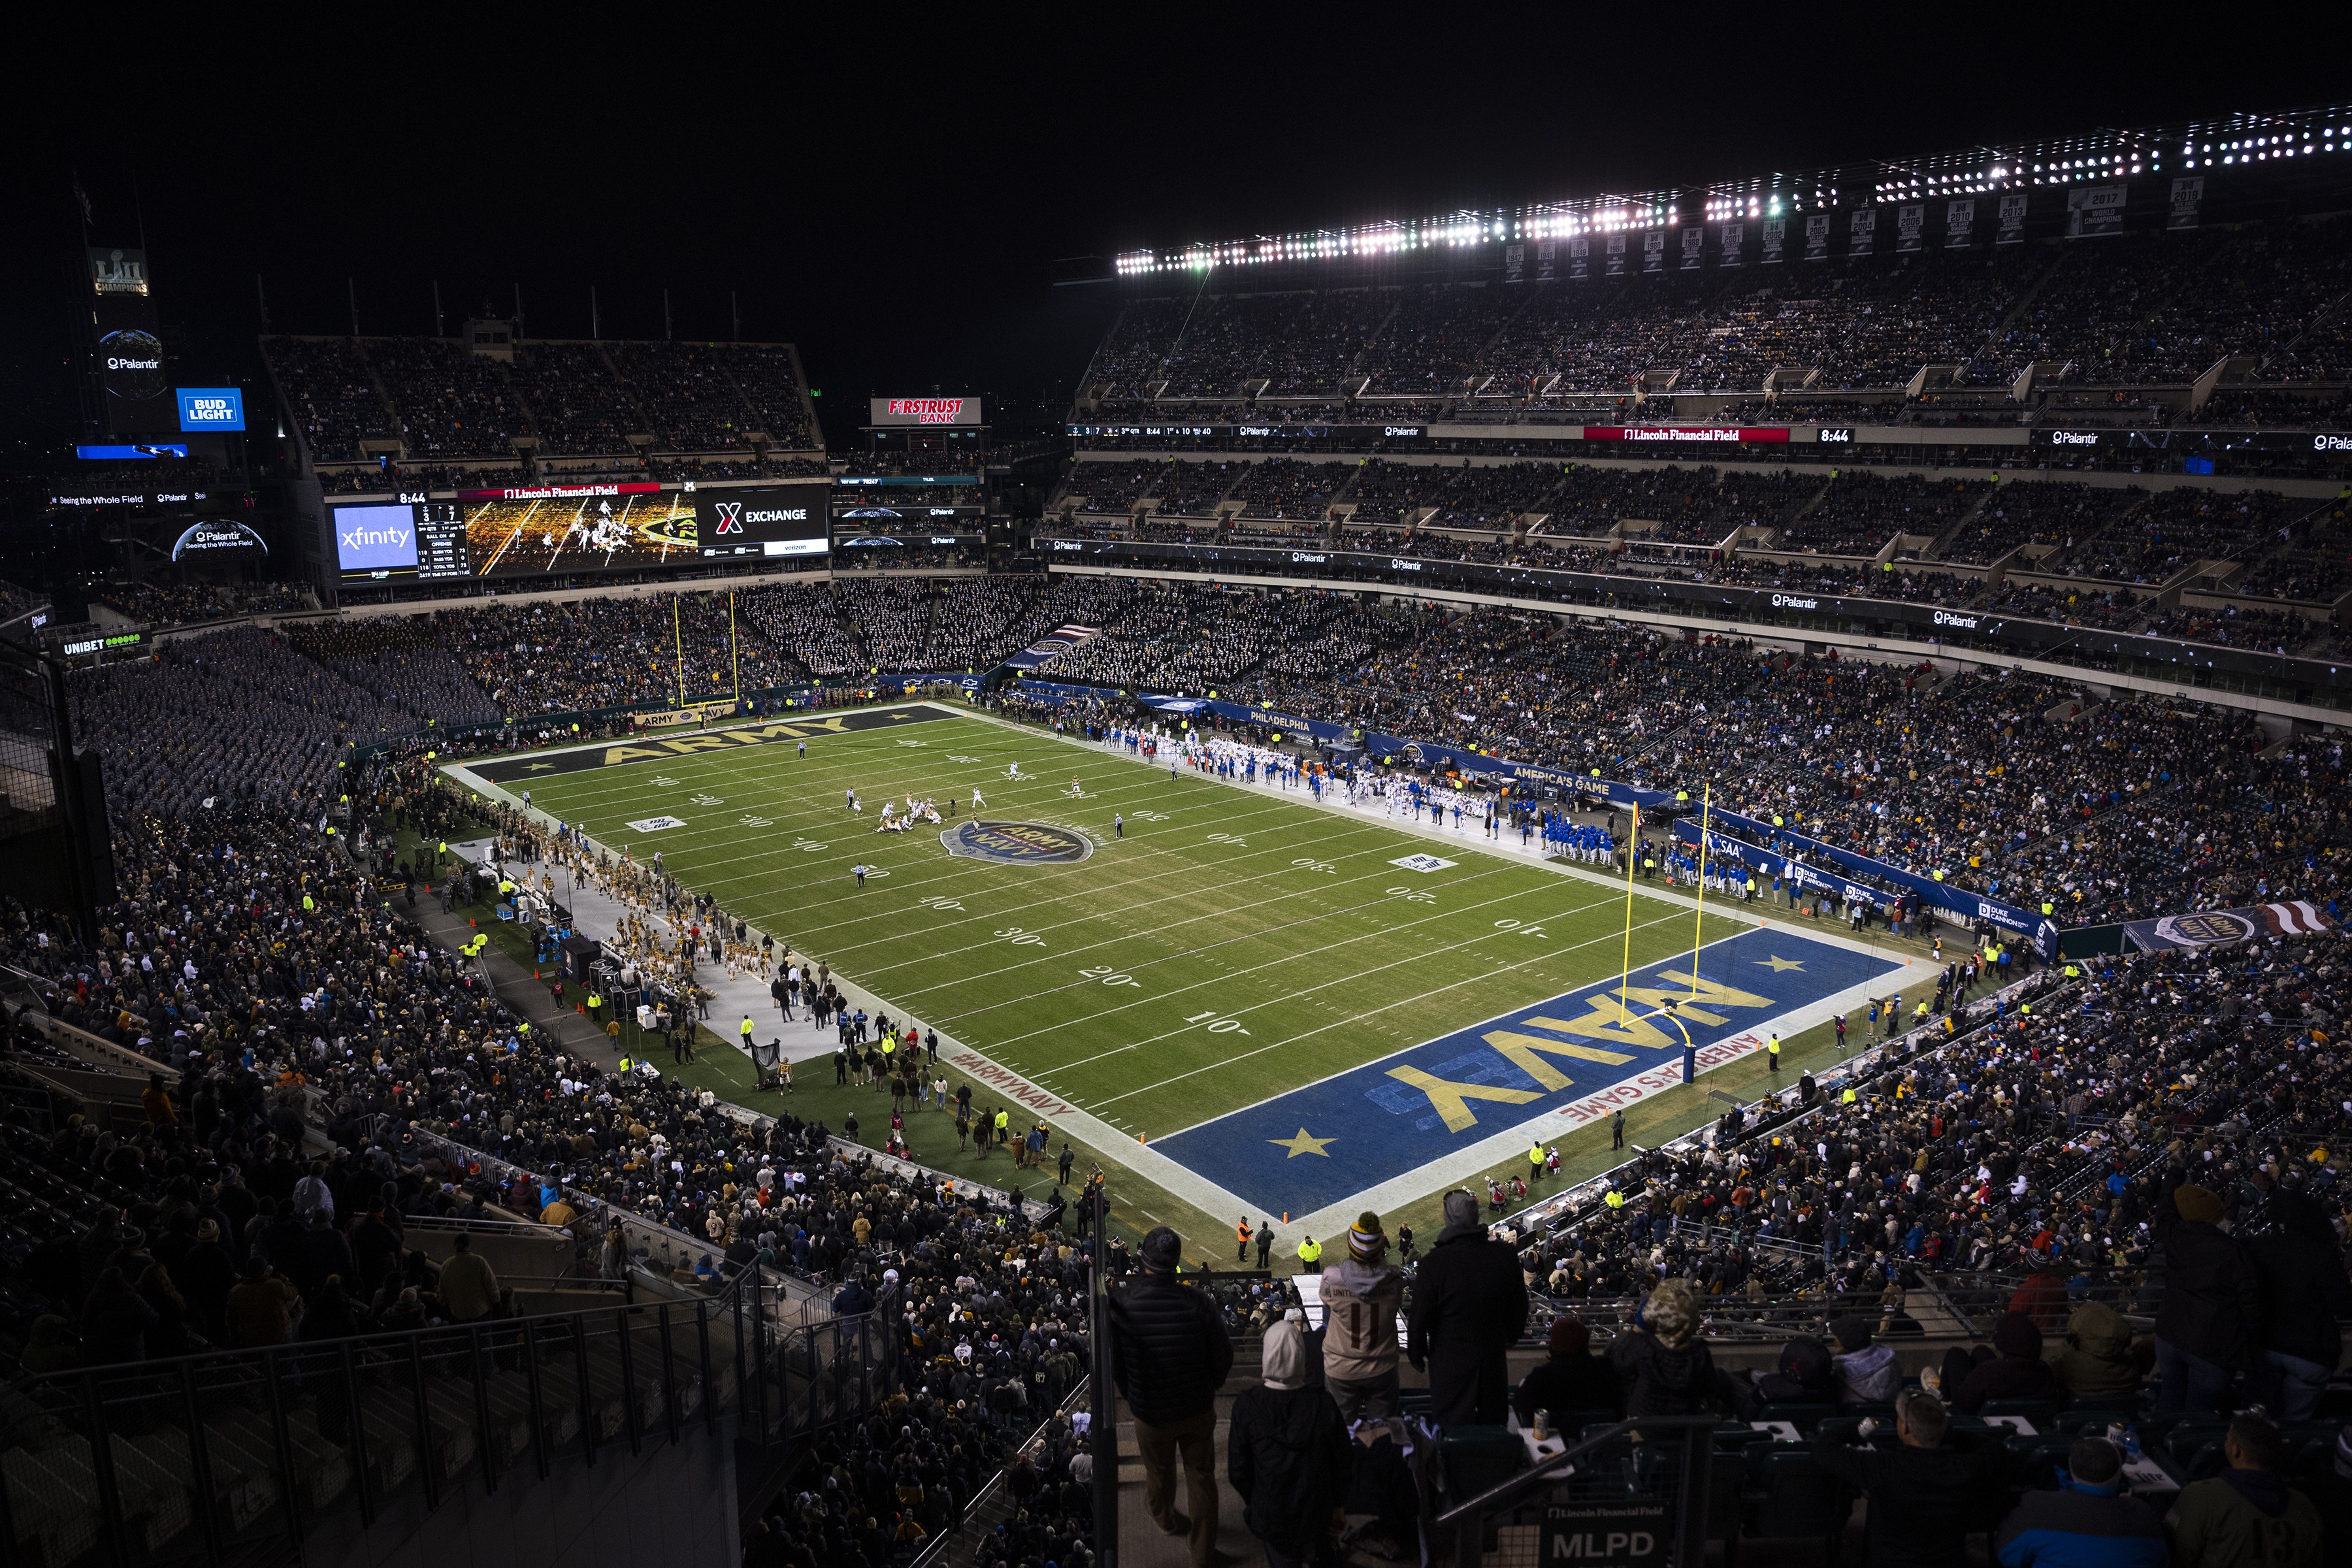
[1752, 1401, 1837, 1437]
[1740, 1445, 1850, 1565]
[1976, 1397, 2060, 1435]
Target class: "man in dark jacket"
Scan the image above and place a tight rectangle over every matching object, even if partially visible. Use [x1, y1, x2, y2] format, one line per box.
[1107, 1226, 1233, 1568]
[1940, 1312, 2059, 1415]
[2244, 1185, 2352, 1422]
[1811, 1392, 2002, 1568]
[1516, 1316, 1624, 1425]
[1991, 1436, 2164, 1567]
[2153, 1184, 2261, 1414]
[1406, 1191, 1528, 1428]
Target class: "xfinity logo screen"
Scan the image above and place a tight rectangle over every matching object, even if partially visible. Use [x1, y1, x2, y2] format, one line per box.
[331, 501, 420, 578]
[695, 485, 830, 559]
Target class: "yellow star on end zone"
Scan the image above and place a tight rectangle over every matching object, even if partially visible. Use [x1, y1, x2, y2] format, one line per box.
[1754, 955, 1807, 972]
[1268, 1128, 1335, 1158]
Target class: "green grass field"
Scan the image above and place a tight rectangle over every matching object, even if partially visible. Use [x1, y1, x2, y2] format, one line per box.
[452, 703, 1948, 1264]
[496, 708, 1750, 1133]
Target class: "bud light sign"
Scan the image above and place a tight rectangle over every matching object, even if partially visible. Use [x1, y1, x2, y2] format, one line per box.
[176, 387, 245, 432]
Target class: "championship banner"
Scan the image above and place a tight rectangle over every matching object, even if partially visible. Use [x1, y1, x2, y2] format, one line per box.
[1678, 225, 1703, 270]
[2168, 176, 2204, 232]
[1605, 233, 1625, 277]
[1897, 203, 1925, 253]
[1944, 199, 1975, 249]
[1537, 237, 1557, 281]
[1996, 193, 2029, 245]
[1642, 230, 1665, 274]
[2123, 900, 2334, 952]
[1848, 207, 1878, 258]
[2066, 184, 2127, 238]
[1506, 242, 1524, 282]
[1722, 221, 1746, 267]
[1804, 214, 1830, 262]
[1759, 218, 1780, 265]
[1569, 235, 1589, 280]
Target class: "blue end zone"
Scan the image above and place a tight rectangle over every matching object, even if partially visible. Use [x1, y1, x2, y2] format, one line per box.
[1153, 925, 1903, 1216]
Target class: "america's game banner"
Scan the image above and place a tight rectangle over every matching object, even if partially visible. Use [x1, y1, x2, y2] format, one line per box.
[2124, 901, 2334, 951]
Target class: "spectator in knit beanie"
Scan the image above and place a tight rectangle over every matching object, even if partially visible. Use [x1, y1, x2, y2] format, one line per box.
[1516, 1315, 1622, 1424]
[1607, 1278, 1715, 1419]
[1318, 1211, 1405, 1422]
[2155, 1183, 2261, 1416]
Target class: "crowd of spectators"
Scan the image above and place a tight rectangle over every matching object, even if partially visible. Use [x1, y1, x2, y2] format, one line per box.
[436, 593, 807, 711]
[266, 337, 822, 466]
[1227, 459, 1354, 520]
[69, 626, 420, 819]
[1782, 471, 1982, 557]
[2142, 603, 2321, 655]
[1084, 223, 2351, 419]
[1941, 481, 2146, 566]
[1980, 578, 2148, 630]
[94, 580, 319, 628]
[367, 338, 525, 460]
[610, 342, 762, 452]
[281, 617, 502, 729]
[2076, 489, 2303, 585]
[261, 338, 393, 462]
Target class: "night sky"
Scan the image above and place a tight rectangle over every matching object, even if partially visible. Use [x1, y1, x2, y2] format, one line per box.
[1, 27, 2340, 469]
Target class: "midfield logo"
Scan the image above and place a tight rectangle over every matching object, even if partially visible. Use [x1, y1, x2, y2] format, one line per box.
[942, 820, 1095, 866]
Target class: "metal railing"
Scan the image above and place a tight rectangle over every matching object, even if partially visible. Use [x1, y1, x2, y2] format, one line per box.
[1438, 1414, 1722, 1568]
[0, 1267, 901, 1568]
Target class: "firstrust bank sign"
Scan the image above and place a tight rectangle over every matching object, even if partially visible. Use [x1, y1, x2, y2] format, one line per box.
[870, 397, 983, 426]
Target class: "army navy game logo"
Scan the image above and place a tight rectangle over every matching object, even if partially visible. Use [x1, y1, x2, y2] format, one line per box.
[942, 820, 1096, 865]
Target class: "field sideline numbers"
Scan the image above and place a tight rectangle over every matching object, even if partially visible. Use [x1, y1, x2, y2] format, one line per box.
[1493, 918, 1549, 938]
[1386, 885, 1437, 906]
[1186, 1010, 1251, 1036]
[946, 754, 987, 764]
[1078, 966, 1141, 988]
[1205, 832, 1247, 846]
[1292, 858, 1337, 874]
[994, 926, 1046, 947]
[918, 894, 965, 912]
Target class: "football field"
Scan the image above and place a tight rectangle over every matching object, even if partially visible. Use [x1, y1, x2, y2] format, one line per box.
[463, 704, 1903, 1228]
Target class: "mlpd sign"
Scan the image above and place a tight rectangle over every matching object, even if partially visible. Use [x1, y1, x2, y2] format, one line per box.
[1545, 1501, 1669, 1563]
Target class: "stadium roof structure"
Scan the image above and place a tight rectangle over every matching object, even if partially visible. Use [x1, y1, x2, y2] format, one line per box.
[1113, 99, 2352, 277]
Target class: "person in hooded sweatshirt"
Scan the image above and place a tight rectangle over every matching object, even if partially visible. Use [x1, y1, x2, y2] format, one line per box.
[2047, 1301, 2149, 1401]
[1317, 1211, 1407, 1422]
[1607, 1278, 1715, 1418]
[2164, 1411, 2323, 1567]
[1228, 1318, 1352, 1568]
[1406, 1190, 1527, 1428]
[1517, 1316, 1624, 1425]
[1940, 1312, 2058, 1415]
[1721, 1334, 1835, 1422]
[2153, 1183, 2261, 1415]
[1830, 1314, 1901, 1407]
